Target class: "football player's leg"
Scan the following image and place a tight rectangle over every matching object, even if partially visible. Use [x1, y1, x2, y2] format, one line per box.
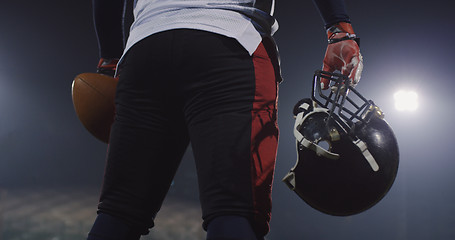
[206, 215, 258, 240]
[88, 32, 190, 239]
[181, 31, 279, 239]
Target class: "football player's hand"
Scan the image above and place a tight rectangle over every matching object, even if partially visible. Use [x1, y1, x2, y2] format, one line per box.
[97, 58, 119, 77]
[321, 22, 363, 89]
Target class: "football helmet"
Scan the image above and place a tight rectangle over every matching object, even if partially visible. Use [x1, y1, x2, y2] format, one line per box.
[283, 70, 399, 216]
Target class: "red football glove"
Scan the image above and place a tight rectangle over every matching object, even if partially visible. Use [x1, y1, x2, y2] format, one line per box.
[321, 22, 363, 89]
[97, 58, 119, 77]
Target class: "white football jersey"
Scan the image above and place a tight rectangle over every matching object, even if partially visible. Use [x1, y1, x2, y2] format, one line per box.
[122, 0, 278, 58]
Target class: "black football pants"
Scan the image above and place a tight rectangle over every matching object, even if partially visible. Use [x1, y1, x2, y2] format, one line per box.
[96, 29, 279, 238]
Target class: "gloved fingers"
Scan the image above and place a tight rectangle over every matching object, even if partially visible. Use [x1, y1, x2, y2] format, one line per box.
[321, 63, 335, 90]
[342, 52, 363, 87]
[97, 58, 119, 77]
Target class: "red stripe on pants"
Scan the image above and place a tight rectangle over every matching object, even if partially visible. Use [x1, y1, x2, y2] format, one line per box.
[250, 42, 279, 236]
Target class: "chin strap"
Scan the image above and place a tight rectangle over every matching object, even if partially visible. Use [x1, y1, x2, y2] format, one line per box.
[354, 139, 379, 172]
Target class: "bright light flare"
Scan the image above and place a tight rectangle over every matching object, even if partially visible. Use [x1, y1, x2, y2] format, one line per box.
[394, 90, 418, 111]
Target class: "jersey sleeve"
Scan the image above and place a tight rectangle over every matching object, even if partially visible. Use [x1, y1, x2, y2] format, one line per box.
[312, 0, 351, 29]
[92, 0, 126, 59]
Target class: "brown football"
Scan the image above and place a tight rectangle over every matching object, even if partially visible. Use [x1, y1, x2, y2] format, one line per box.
[71, 73, 118, 143]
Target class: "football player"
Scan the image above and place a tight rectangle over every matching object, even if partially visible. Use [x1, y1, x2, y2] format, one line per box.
[87, 0, 363, 239]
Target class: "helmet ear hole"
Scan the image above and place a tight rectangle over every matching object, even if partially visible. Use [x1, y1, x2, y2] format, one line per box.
[317, 140, 331, 151]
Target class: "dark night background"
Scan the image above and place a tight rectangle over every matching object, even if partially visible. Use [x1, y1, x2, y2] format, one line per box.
[0, 0, 454, 239]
